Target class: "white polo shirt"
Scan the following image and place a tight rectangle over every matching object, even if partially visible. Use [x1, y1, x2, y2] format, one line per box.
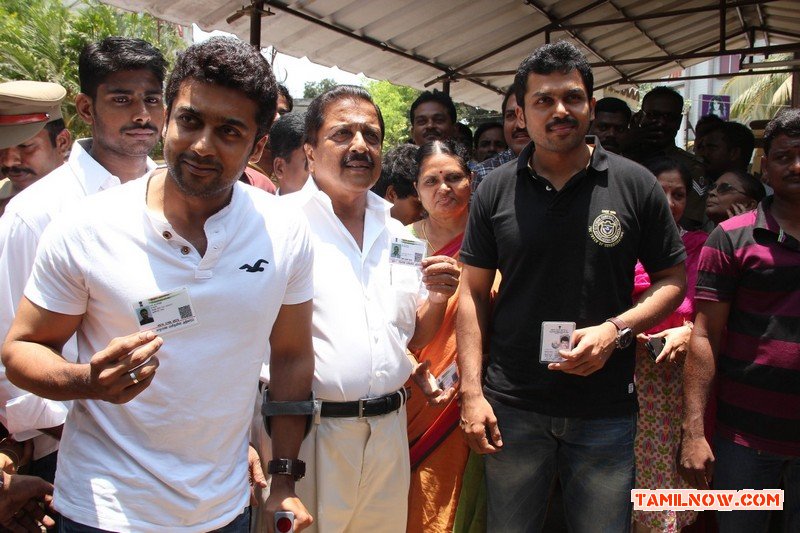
[283, 178, 424, 402]
[0, 138, 156, 459]
[25, 176, 313, 531]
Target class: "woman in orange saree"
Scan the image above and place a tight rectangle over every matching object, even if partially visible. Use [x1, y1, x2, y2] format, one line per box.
[405, 140, 473, 532]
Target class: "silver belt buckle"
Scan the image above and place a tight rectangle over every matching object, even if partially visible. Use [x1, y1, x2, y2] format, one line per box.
[358, 398, 366, 419]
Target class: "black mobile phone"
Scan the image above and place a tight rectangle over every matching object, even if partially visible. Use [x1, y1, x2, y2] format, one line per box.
[645, 337, 667, 361]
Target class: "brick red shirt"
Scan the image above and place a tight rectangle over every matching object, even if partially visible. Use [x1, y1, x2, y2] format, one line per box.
[695, 196, 800, 457]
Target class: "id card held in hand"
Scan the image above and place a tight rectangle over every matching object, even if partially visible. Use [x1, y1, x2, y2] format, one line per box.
[539, 321, 575, 363]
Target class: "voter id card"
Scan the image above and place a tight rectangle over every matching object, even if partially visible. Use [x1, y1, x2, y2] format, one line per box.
[132, 287, 198, 335]
[539, 321, 575, 364]
[437, 361, 459, 390]
[389, 237, 426, 267]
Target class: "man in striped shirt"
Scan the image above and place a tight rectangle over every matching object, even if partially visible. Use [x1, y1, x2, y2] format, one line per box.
[679, 108, 800, 533]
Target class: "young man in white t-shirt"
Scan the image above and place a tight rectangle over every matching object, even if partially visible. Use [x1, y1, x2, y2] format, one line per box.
[2, 37, 314, 532]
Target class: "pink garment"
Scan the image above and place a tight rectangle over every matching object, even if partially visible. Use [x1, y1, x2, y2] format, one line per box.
[633, 229, 708, 333]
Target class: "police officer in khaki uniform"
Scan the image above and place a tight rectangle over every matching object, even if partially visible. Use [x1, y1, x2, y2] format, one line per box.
[0, 81, 69, 216]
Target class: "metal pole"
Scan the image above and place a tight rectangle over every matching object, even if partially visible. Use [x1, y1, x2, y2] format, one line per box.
[250, 1, 264, 48]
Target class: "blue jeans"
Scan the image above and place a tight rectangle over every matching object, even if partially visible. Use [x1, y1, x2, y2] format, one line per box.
[713, 435, 800, 533]
[484, 397, 636, 533]
[60, 507, 251, 533]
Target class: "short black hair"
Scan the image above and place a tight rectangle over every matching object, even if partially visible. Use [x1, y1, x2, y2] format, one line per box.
[165, 37, 277, 140]
[409, 90, 457, 125]
[414, 139, 470, 182]
[644, 156, 691, 190]
[642, 86, 684, 112]
[474, 122, 503, 149]
[501, 84, 519, 113]
[305, 85, 384, 146]
[695, 113, 725, 138]
[43, 119, 66, 147]
[514, 41, 594, 110]
[720, 121, 755, 168]
[763, 108, 800, 155]
[268, 112, 305, 162]
[79, 37, 167, 99]
[454, 122, 473, 147]
[594, 97, 632, 122]
[371, 143, 418, 199]
[278, 84, 293, 112]
[725, 169, 766, 202]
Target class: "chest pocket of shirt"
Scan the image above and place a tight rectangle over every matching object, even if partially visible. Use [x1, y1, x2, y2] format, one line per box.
[388, 265, 420, 340]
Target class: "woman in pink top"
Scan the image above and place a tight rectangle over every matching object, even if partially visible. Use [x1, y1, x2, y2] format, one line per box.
[632, 157, 708, 533]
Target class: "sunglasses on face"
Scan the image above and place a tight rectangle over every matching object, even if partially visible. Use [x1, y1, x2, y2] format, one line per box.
[708, 182, 746, 195]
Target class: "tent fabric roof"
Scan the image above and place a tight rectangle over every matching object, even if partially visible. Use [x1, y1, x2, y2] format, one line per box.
[101, 0, 800, 110]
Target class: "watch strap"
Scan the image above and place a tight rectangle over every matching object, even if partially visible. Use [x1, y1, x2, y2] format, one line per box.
[267, 458, 306, 481]
[605, 316, 628, 332]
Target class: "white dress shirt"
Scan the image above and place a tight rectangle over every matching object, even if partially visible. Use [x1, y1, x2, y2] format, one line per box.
[283, 177, 426, 402]
[0, 139, 156, 458]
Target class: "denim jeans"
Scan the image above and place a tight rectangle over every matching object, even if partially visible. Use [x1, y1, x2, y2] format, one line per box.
[484, 396, 636, 533]
[713, 435, 799, 533]
[60, 507, 251, 533]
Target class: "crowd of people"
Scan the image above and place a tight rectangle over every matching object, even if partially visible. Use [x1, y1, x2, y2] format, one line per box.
[0, 33, 796, 533]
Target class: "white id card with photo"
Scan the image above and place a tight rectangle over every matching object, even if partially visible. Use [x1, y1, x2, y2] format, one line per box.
[539, 321, 575, 364]
[437, 361, 459, 390]
[389, 237, 426, 267]
[132, 287, 198, 336]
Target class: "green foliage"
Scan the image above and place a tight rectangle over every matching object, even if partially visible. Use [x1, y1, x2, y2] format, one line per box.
[0, 0, 186, 143]
[722, 55, 792, 124]
[303, 78, 339, 99]
[366, 79, 420, 149]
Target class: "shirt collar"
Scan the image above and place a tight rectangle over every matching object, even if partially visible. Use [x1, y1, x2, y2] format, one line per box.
[753, 196, 799, 250]
[68, 138, 156, 194]
[515, 136, 609, 179]
[296, 175, 391, 218]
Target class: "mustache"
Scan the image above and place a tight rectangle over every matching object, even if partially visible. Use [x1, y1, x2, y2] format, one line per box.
[2, 166, 35, 175]
[120, 123, 159, 133]
[512, 127, 529, 137]
[341, 152, 374, 167]
[546, 117, 578, 131]
[180, 152, 222, 170]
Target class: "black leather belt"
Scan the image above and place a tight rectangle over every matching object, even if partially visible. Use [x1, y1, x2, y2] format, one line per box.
[320, 388, 409, 418]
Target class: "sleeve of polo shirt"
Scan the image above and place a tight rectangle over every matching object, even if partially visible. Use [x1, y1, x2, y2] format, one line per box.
[459, 182, 498, 269]
[637, 180, 687, 274]
[282, 212, 315, 305]
[23, 217, 89, 317]
[694, 225, 737, 302]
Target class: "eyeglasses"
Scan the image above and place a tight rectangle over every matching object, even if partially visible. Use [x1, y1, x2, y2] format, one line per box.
[708, 182, 746, 195]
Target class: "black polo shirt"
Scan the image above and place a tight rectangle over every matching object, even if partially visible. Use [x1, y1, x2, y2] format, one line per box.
[461, 141, 685, 417]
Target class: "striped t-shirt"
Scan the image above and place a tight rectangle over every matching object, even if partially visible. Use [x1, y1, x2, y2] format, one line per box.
[695, 196, 800, 457]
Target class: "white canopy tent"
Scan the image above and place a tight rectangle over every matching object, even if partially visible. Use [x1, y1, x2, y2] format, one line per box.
[99, 0, 800, 110]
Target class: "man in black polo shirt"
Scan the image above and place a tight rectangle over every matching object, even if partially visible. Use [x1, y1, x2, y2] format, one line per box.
[456, 41, 687, 532]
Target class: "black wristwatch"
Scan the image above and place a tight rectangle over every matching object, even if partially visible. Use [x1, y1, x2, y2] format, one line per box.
[605, 317, 633, 349]
[267, 458, 306, 481]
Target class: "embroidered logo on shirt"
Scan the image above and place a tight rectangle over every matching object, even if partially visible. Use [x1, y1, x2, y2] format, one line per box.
[239, 259, 269, 272]
[589, 210, 624, 247]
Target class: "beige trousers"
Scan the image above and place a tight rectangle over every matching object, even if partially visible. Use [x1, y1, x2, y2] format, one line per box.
[252, 400, 410, 533]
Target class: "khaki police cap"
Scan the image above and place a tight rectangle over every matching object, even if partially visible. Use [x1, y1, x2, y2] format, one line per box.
[0, 81, 67, 149]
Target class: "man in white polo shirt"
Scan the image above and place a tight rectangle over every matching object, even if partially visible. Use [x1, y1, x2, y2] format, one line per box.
[0, 37, 167, 486]
[2, 36, 314, 532]
[282, 85, 459, 532]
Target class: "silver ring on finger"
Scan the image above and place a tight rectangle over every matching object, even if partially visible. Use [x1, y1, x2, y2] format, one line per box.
[130, 370, 140, 384]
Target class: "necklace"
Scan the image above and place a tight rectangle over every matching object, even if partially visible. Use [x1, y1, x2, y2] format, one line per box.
[421, 219, 436, 253]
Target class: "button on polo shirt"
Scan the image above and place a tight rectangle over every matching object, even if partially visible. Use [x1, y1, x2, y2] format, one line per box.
[461, 140, 685, 418]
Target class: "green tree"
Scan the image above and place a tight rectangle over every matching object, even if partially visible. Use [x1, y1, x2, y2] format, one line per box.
[366, 79, 420, 148]
[0, 0, 186, 142]
[303, 78, 339, 99]
[722, 54, 793, 124]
